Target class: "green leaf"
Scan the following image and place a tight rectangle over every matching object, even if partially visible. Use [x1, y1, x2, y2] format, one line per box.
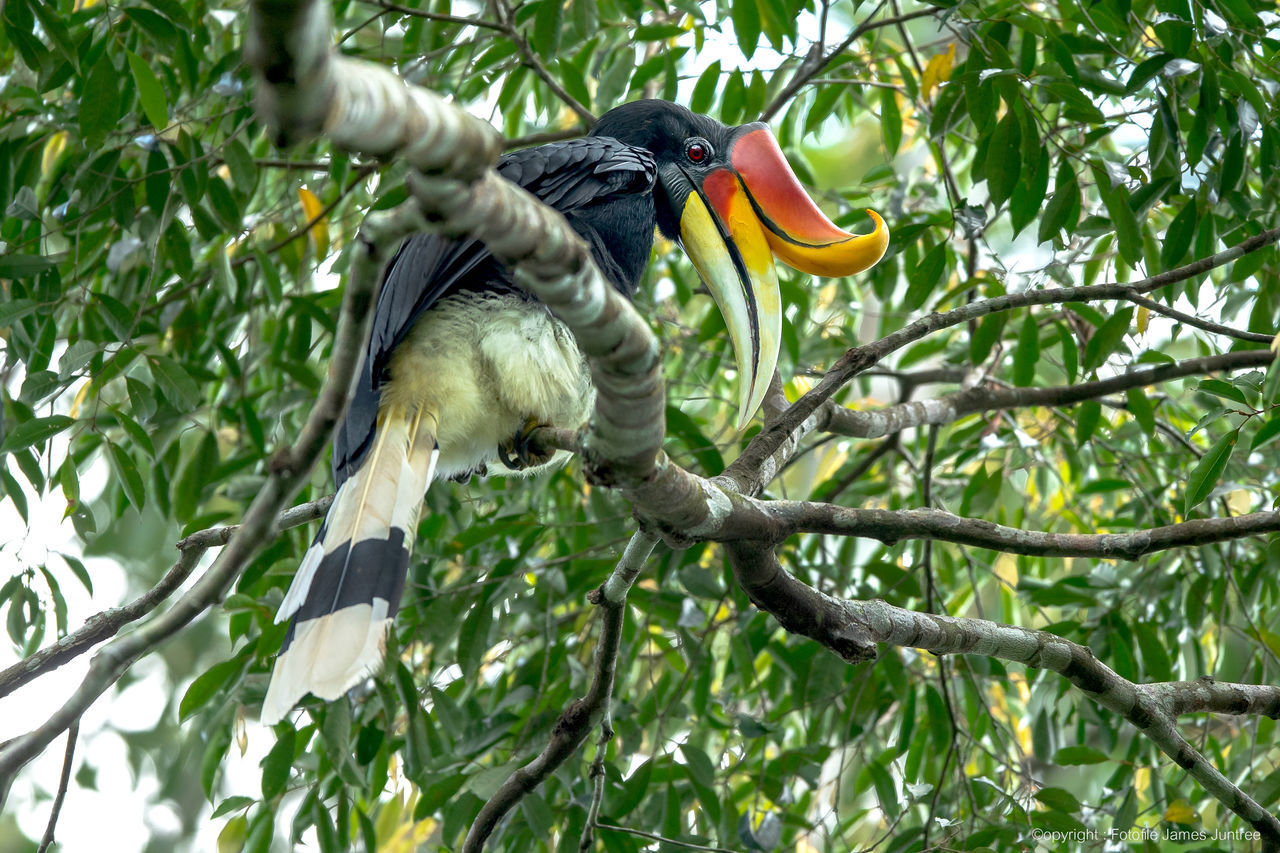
[61, 554, 93, 594]
[1161, 201, 1198, 269]
[984, 109, 1022, 208]
[0, 299, 39, 327]
[180, 656, 246, 721]
[1126, 387, 1155, 436]
[80, 53, 123, 148]
[903, 243, 946, 310]
[1076, 400, 1101, 446]
[1012, 314, 1039, 386]
[1053, 745, 1108, 765]
[260, 727, 296, 800]
[211, 796, 254, 819]
[127, 50, 169, 129]
[970, 313, 1006, 366]
[456, 598, 494, 676]
[689, 62, 721, 115]
[880, 87, 902, 156]
[2, 415, 75, 453]
[1133, 621, 1173, 681]
[1082, 307, 1133, 372]
[150, 356, 202, 411]
[1197, 378, 1248, 406]
[1038, 169, 1079, 244]
[1251, 415, 1280, 450]
[1185, 429, 1237, 514]
[0, 254, 60, 278]
[731, 0, 760, 59]
[1101, 184, 1143, 267]
[1034, 787, 1082, 813]
[532, 0, 562, 61]
[107, 442, 147, 510]
[868, 761, 900, 818]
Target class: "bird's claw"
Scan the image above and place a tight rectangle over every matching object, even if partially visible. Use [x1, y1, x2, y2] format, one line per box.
[498, 419, 555, 471]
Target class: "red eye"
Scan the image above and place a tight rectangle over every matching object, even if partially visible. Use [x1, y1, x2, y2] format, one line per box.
[685, 140, 709, 163]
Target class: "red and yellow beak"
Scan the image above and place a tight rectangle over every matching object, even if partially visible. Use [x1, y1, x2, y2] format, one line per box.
[667, 124, 889, 428]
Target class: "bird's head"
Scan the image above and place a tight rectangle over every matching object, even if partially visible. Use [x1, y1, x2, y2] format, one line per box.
[591, 99, 889, 428]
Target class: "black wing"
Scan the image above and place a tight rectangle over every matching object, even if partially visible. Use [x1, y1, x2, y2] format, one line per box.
[331, 136, 657, 483]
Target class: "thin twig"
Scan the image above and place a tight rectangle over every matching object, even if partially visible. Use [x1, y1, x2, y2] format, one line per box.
[0, 195, 418, 797]
[760, 6, 938, 121]
[1125, 292, 1275, 343]
[490, 0, 595, 126]
[729, 224, 1280, 486]
[0, 496, 333, 700]
[592, 823, 738, 852]
[464, 532, 657, 853]
[35, 724, 76, 853]
[822, 349, 1274, 439]
[365, 0, 506, 30]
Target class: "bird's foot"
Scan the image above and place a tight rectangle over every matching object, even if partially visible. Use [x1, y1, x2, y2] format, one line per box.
[498, 419, 556, 471]
[448, 463, 487, 483]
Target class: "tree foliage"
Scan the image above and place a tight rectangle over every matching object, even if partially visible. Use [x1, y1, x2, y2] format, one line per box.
[2, 0, 1279, 850]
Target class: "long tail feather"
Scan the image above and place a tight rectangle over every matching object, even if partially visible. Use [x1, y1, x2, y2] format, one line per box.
[262, 407, 438, 725]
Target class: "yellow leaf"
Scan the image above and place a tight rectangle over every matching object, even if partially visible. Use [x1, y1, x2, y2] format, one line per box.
[1164, 799, 1197, 823]
[994, 552, 1018, 587]
[68, 380, 92, 419]
[1134, 767, 1151, 803]
[42, 132, 69, 175]
[1136, 305, 1150, 335]
[235, 706, 248, 756]
[1226, 488, 1251, 515]
[1257, 628, 1280, 659]
[217, 816, 249, 853]
[922, 43, 956, 100]
[1270, 331, 1280, 353]
[374, 792, 405, 845]
[297, 187, 329, 257]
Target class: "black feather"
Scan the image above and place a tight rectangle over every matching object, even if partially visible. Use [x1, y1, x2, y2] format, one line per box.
[333, 136, 658, 482]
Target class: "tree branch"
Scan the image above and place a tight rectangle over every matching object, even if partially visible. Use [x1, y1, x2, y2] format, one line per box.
[721, 503, 1280, 559]
[1126, 293, 1276, 344]
[0, 200, 416, 801]
[462, 532, 658, 853]
[760, 6, 939, 122]
[35, 723, 76, 853]
[725, 546, 1280, 842]
[365, 0, 506, 31]
[824, 349, 1275, 439]
[1140, 679, 1280, 719]
[0, 498, 333, 701]
[490, 0, 596, 127]
[730, 224, 1280, 491]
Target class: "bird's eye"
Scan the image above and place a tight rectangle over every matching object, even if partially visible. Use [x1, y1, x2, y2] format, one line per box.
[684, 138, 711, 164]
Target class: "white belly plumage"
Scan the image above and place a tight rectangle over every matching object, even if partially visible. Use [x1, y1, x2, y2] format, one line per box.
[381, 291, 595, 478]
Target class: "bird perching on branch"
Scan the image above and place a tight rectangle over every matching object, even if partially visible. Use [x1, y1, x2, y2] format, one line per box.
[261, 99, 889, 724]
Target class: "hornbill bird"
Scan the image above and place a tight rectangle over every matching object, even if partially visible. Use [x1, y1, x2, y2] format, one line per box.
[261, 99, 888, 724]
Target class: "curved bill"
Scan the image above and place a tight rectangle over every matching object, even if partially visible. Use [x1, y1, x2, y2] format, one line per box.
[728, 125, 889, 278]
[676, 187, 781, 430]
[669, 125, 890, 430]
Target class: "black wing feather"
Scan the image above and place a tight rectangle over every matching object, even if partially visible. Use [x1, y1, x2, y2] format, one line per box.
[332, 137, 657, 482]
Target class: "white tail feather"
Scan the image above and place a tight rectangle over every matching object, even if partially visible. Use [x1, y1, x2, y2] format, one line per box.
[261, 407, 438, 725]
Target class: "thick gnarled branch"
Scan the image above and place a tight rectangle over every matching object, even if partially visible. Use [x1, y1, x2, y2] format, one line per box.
[725, 546, 1280, 843]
